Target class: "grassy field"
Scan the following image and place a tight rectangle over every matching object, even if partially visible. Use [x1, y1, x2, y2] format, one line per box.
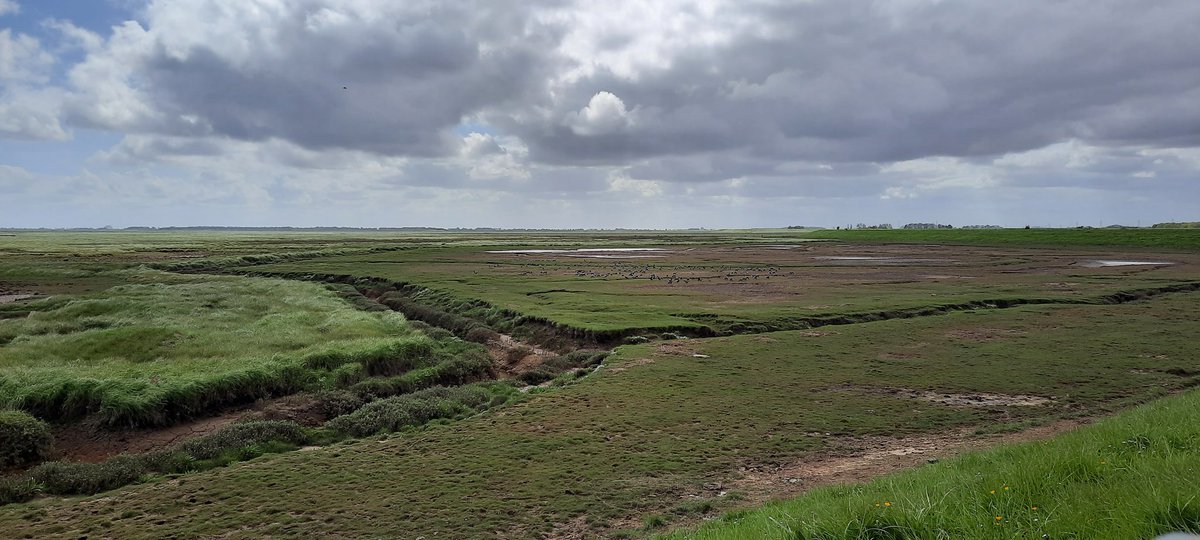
[807, 228, 1200, 250]
[2, 292, 1197, 538]
[1, 269, 430, 426]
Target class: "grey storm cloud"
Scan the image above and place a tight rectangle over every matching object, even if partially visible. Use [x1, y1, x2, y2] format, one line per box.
[2, 0, 1200, 230]
[70, 0, 566, 156]
[29, 0, 1200, 167]
[493, 0, 1200, 167]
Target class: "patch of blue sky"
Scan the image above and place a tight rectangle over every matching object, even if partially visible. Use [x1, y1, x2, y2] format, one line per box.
[0, 130, 122, 176]
[454, 121, 497, 137]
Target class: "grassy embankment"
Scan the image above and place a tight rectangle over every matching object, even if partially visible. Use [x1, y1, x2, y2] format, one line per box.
[1, 293, 1197, 538]
[661, 387, 1200, 539]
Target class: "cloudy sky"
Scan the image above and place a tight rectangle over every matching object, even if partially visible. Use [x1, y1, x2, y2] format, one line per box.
[1, 0, 1197, 228]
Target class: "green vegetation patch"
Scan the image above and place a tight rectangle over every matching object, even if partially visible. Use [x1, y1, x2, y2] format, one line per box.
[3, 293, 1198, 538]
[0, 410, 53, 468]
[0, 271, 425, 426]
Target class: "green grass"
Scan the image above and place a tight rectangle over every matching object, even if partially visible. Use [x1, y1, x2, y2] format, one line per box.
[2, 293, 1197, 538]
[661, 388, 1200, 540]
[0, 270, 429, 426]
[807, 228, 1200, 250]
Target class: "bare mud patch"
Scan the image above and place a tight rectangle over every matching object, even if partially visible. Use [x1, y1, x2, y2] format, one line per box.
[797, 330, 839, 337]
[945, 328, 1028, 341]
[814, 256, 952, 264]
[607, 357, 656, 374]
[835, 384, 1055, 407]
[655, 341, 699, 356]
[0, 294, 36, 304]
[913, 390, 1054, 407]
[487, 333, 558, 378]
[731, 418, 1086, 502]
[486, 248, 669, 259]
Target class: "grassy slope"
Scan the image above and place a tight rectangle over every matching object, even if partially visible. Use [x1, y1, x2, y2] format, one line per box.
[807, 228, 1200, 250]
[2, 294, 1198, 538]
[662, 388, 1200, 540]
[0, 270, 420, 425]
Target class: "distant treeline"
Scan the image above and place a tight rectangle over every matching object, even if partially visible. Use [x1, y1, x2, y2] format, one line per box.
[1151, 222, 1200, 229]
[901, 223, 954, 230]
[837, 223, 1001, 230]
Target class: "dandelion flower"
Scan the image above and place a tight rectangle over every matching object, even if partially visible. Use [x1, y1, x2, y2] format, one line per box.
[995, 516, 1003, 521]
[885, 501, 892, 507]
[990, 490, 996, 494]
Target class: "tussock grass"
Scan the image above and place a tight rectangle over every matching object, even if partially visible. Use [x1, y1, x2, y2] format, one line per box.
[661, 388, 1200, 540]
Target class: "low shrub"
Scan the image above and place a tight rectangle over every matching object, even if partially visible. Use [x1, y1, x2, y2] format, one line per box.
[350, 352, 494, 401]
[0, 476, 39, 505]
[30, 455, 146, 495]
[326, 384, 510, 437]
[6, 421, 311, 504]
[180, 421, 308, 460]
[314, 390, 365, 419]
[0, 410, 53, 468]
[464, 326, 499, 344]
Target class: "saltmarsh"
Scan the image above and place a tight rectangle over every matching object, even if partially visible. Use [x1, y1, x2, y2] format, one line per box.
[3, 293, 1197, 538]
[245, 241, 1200, 335]
[0, 270, 424, 426]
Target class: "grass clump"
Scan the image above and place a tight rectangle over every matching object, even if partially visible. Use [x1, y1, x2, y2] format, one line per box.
[0, 410, 53, 468]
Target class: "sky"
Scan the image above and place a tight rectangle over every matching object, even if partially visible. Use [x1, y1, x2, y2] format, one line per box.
[1, 0, 1198, 229]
